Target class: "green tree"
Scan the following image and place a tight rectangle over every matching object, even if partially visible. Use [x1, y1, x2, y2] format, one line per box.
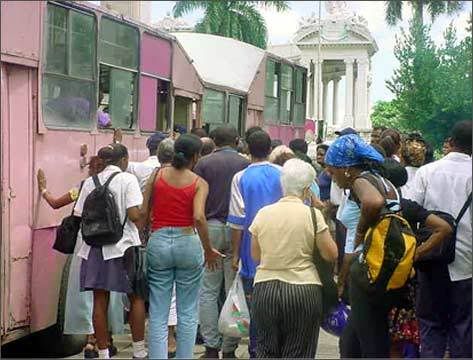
[173, 1, 289, 49]
[385, 0, 464, 26]
[370, 100, 409, 132]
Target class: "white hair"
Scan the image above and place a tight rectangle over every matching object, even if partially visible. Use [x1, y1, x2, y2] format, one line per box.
[157, 138, 175, 164]
[281, 158, 316, 197]
[269, 145, 294, 165]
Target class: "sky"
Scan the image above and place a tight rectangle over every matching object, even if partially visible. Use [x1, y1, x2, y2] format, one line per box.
[91, 1, 471, 112]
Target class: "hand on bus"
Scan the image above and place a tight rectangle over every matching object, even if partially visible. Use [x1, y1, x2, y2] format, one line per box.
[205, 248, 225, 271]
[113, 128, 123, 144]
[37, 169, 47, 193]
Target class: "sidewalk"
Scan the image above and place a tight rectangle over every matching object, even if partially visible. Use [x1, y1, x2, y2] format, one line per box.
[68, 324, 339, 359]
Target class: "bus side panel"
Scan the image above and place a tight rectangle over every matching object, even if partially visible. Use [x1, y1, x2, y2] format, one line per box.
[1, 64, 35, 334]
[265, 124, 306, 145]
[30, 228, 66, 332]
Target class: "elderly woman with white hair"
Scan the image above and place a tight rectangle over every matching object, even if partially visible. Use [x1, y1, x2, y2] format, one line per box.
[249, 158, 338, 358]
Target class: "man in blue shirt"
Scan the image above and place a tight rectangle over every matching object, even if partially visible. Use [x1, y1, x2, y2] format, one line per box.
[227, 129, 282, 357]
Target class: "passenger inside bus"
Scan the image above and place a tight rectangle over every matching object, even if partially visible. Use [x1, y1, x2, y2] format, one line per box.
[97, 90, 112, 128]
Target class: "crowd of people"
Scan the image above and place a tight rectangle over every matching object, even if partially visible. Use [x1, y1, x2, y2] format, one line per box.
[36, 120, 472, 359]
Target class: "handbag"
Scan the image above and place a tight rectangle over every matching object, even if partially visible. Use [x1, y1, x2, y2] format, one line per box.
[53, 182, 84, 254]
[310, 207, 338, 317]
[415, 192, 472, 266]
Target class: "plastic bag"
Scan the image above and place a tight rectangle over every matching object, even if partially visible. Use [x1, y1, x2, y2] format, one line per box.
[321, 301, 350, 337]
[218, 275, 250, 338]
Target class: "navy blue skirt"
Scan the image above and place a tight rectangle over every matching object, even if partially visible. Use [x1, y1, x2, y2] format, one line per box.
[80, 246, 133, 294]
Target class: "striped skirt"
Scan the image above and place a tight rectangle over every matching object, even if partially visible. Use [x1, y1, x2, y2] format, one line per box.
[252, 280, 323, 358]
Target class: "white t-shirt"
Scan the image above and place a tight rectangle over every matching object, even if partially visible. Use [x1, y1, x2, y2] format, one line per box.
[127, 156, 160, 191]
[75, 165, 143, 260]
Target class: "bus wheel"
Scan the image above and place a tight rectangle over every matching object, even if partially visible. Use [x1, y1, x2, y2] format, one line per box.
[47, 255, 87, 357]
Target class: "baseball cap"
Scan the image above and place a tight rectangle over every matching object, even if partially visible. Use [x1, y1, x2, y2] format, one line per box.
[335, 127, 358, 136]
[146, 131, 167, 151]
[173, 125, 187, 135]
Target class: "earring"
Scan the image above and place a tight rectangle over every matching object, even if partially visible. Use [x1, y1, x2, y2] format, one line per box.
[344, 170, 351, 178]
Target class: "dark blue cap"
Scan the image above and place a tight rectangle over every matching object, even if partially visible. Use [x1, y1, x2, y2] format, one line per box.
[173, 125, 187, 135]
[335, 127, 358, 136]
[146, 132, 167, 151]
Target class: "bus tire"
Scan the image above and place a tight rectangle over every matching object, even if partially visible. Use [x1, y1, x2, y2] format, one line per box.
[48, 255, 87, 357]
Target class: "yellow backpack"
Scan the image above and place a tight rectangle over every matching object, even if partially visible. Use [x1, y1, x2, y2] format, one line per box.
[351, 173, 416, 294]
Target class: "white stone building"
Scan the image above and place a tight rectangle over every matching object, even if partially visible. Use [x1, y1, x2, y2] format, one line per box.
[268, 1, 378, 137]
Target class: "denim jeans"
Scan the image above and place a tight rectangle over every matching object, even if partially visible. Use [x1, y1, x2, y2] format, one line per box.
[147, 227, 204, 359]
[242, 277, 257, 358]
[199, 221, 239, 353]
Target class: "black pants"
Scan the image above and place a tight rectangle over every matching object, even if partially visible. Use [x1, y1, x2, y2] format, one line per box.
[335, 219, 347, 272]
[416, 265, 472, 358]
[340, 278, 400, 358]
[252, 280, 322, 358]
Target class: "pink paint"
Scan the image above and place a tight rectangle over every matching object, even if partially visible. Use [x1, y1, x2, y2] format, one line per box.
[247, 58, 265, 110]
[265, 124, 305, 145]
[0, 1, 41, 65]
[141, 33, 171, 78]
[30, 228, 67, 332]
[139, 75, 158, 131]
[172, 43, 203, 98]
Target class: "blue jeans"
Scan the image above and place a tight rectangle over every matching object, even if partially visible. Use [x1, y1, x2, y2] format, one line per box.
[147, 227, 204, 359]
[199, 221, 239, 353]
[242, 277, 257, 358]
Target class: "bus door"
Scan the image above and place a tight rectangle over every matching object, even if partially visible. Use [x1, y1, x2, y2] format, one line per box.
[1, 63, 36, 341]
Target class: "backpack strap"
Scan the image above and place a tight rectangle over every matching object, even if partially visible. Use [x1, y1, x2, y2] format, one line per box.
[70, 180, 85, 216]
[92, 174, 101, 188]
[456, 192, 472, 224]
[103, 172, 121, 189]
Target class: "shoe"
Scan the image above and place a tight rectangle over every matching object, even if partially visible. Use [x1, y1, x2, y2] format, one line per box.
[195, 326, 204, 345]
[83, 343, 98, 358]
[200, 347, 219, 359]
[168, 351, 176, 358]
[108, 345, 118, 357]
[222, 351, 236, 359]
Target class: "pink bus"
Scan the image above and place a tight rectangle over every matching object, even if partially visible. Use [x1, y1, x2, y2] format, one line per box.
[1, 0, 308, 353]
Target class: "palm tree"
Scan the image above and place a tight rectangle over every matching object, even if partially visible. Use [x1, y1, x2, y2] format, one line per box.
[385, 0, 464, 26]
[172, 1, 289, 49]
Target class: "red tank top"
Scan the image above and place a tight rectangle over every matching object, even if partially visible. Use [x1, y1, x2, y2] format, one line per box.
[151, 172, 198, 230]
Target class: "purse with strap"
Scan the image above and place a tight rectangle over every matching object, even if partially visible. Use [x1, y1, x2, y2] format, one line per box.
[53, 181, 84, 254]
[310, 207, 338, 317]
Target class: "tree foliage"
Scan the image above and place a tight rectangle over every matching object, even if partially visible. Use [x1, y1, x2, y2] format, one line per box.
[172, 1, 289, 49]
[370, 100, 409, 133]
[382, 14, 472, 147]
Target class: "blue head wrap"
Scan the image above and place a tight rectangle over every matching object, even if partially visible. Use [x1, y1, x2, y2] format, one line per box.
[325, 134, 384, 167]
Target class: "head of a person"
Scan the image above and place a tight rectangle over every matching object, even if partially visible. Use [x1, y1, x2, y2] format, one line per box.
[245, 126, 263, 141]
[316, 144, 330, 166]
[324, 134, 384, 189]
[382, 158, 408, 188]
[281, 158, 316, 200]
[371, 143, 387, 158]
[212, 125, 239, 148]
[88, 156, 105, 177]
[247, 130, 271, 161]
[269, 145, 295, 166]
[271, 139, 283, 150]
[172, 134, 203, 170]
[200, 137, 216, 156]
[157, 138, 174, 165]
[335, 127, 358, 137]
[449, 120, 472, 155]
[401, 134, 426, 168]
[237, 139, 248, 154]
[98, 143, 129, 172]
[190, 127, 208, 138]
[289, 138, 308, 155]
[173, 125, 187, 139]
[443, 137, 452, 156]
[379, 128, 401, 157]
[146, 131, 167, 156]
[370, 126, 387, 145]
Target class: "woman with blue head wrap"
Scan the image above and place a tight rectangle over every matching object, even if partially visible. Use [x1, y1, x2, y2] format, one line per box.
[324, 134, 403, 358]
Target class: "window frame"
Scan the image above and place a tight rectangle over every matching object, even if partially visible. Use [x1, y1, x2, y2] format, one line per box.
[42, 2, 97, 131]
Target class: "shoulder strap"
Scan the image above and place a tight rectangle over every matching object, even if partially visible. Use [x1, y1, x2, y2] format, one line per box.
[456, 192, 472, 223]
[103, 172, 121, 189]
[92, 174, 101, 188]
[310, 207, 318, 252]
[70, 180, 86, 216]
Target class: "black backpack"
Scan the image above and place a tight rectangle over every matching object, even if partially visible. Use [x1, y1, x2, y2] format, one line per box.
[81, 172, 126, 247]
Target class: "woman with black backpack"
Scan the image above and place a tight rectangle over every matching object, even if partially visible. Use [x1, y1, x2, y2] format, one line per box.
[74, 143, 147, 359]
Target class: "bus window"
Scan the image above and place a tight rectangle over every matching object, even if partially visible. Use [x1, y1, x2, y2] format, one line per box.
[293, 68, 306, 126]
[99, 17, 138, 130]
[280, 64, 293, 124]
[202, 89, 225, 129]
[264, 59, 279, 124]
[157, 80, 169, 131]
[42, 4, 96, 129]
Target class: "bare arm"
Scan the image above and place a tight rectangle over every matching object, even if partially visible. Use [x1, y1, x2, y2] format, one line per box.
[415, 214, 453, 261]
[37, 169, 75, 209]
[139, 168, 158, 227]
[231, 228, 243, 271]
[127, 206, 142, 224]
[316, 228, 338, 262]
[352, 178, 385, 248]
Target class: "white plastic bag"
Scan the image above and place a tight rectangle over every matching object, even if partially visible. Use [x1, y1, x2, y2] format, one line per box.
[218, 275, 250, 338]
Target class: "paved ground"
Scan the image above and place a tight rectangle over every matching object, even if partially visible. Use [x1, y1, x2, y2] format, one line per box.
[68, 323, 339, 359]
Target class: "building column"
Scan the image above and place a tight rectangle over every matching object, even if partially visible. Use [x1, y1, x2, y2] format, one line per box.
[332, 76, 340, 126]
[344, 58, 354, 127]
[305, 60, 313, 119]
[322, 78, 329, 125]
[356, 57, 369, 129]
[313, 59, 323, 120]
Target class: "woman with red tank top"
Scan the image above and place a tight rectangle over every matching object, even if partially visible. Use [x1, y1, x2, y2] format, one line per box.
[142, 134, 222, 359]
